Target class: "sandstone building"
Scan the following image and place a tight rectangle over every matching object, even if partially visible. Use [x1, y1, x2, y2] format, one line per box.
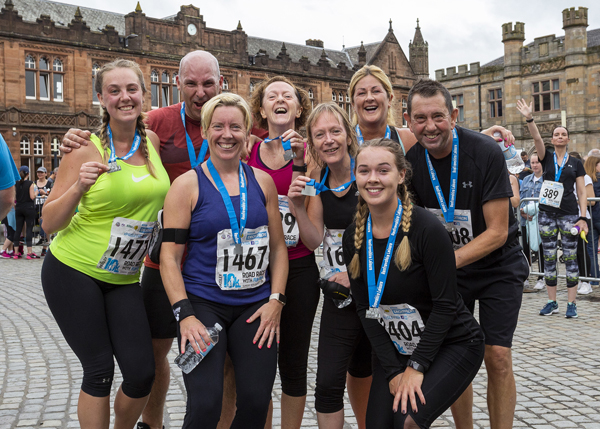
[437, 7, 600, 154]
[0, 0, 428, 171]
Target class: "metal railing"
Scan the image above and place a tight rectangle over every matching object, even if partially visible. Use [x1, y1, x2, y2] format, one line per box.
[519, 196, 600, 283]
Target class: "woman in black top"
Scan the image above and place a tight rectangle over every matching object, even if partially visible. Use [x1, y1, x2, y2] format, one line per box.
[288, 102, 371, 428]
[13, 166, 38, 259]
[517, 99, 587, 318]
[343, 138, 484, 428]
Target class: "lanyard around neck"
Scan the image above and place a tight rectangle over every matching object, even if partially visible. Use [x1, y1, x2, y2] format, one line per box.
[356, 125, 390, 145]
[366, 198, 403, 310]
[181, 102, 209, 169]
[553, 151, 568, 182]
[425, 129, 459, 226]
[206, 159, 247, 246]
[107, 125, 141, 164]
[305, 157, 355, 195]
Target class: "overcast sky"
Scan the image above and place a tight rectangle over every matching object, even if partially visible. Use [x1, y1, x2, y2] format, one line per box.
[85, 0, 599, 78]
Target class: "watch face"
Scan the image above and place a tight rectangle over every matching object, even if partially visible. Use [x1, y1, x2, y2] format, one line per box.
[187, 24, 197, 36]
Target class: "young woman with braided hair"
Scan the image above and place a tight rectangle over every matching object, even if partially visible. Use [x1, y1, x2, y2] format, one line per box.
[342, 138, 484, 429]
[41, 59, 170, 428]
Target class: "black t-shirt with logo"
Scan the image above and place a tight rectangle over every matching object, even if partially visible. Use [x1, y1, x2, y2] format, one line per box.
[406, 126, 520, 271]
[539, 148, 585, 216]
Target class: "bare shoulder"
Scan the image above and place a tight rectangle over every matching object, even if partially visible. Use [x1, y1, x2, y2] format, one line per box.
[171, 169, 198, 190]
[146, 130, 161, 153]
[396, 127, 418, 150]
[62, 137, 103, 165]
[252, 167, 277, 196]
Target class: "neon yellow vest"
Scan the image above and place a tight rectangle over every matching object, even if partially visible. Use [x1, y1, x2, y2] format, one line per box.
[50, 134, 170, 284]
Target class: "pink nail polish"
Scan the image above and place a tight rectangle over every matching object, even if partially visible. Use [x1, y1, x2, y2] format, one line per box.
[268, 344, 271, 349]
[196, 350, 200, 354]
[258, 345, 262, 349]
[253, 340, 256, 344]
[246, 319, 250, 323]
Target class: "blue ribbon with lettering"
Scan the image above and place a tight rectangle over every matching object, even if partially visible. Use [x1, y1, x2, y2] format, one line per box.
[305, 158, 355, 195]
[425, 128, 459, 226]
[366, 198, 403, 310]
[264, 135, 293, 154]
[355, 125, 390, 145]
[181, 102, 208, 169]
[553, 151, 568, 182]
[107, 125, 141, 165]
[206, 159, 247, 246]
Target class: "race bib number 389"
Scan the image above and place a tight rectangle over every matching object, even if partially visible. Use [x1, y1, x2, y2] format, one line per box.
[216, 226, 270, 290]
[378, 304, 425, 356]
[427, 208, 473, 250]
[97, 217, 156, 275]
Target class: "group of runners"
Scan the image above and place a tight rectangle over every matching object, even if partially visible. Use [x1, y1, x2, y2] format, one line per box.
[32, 47, 558, 429]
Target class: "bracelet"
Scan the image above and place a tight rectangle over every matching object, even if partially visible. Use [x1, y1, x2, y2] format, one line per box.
[578, 216, 587, 222]
[292, 163, 307, 173]
[172, 299, 195, 322]
[526, 118, 534, 123]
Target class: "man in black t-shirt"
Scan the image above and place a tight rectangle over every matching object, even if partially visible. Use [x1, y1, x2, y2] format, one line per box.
[404, 79, 528, 429]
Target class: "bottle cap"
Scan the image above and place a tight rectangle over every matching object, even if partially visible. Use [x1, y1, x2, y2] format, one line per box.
[214, 323, 223, 331]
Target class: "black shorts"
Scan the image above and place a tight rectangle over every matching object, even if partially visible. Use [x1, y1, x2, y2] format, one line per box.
[141, 266, 177, 339]
[458, 248, 528, 348]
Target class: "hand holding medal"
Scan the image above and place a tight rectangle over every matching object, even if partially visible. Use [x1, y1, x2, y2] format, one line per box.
[77, 161, 110, 193]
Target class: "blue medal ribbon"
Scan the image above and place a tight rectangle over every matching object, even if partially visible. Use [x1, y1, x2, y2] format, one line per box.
[107, 125, 141, 164]
[553, 151, 568, 182]
[305, 158, 355, 195]
[425, 129, 459, 226]
[355, 125, 390, 145]
[264, 135, 293, 154]
[181, 102, 208, 169]
[206, 159, 247, 246]
[366, 198, 403, 310]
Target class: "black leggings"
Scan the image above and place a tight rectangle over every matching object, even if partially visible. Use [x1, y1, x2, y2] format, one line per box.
[278, 253, 320, 397]
[1, 216, 15, 243]
[13, 203, 35, 247]
[366, 341, 484, 428]
[315, 296, 372, 413]
[181, 294, 277, 429]
[41, 251, 155, 398]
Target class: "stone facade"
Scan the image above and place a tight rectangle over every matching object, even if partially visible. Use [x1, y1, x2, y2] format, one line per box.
[0, 0, 428, 171]
[436, 7, 600, 154]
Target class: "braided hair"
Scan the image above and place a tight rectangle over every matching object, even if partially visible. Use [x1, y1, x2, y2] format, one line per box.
[348, 138, 413, 279]
[95, 59, 156, 178]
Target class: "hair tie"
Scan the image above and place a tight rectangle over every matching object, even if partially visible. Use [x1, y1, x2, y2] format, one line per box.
[354, 248, 360, 254]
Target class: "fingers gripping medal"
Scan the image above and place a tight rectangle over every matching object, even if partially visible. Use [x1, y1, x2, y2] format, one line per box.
[425, 129, 459, 233]
[365, 199, 403, 319]
[106, 125, 141, 174]
[265, 136, 296, 162]
[302, 158, 355, 197]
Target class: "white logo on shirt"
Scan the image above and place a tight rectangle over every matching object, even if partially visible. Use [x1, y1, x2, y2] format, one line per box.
[132, 174, 150, 183]
[463, 181, 473, 188]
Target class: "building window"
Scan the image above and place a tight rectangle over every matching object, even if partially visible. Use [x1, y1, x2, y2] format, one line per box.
[489, 89, 502, 118]
[161, 71, 170, 107]
[151, 70, 159, 109]
[452, 94, 464, 122]
[172, 73, 179, 104]
[402, 98, 408, 127]
[25, 54, 64, 101]
[308, 89, 314, 99]
[345, 94, 350, 103]
[20, 136, 30, 155]
[331, 92, 336, 102]
[338, 92, 343, 102]
[33, 137, 43, 156]
[223, 78, 229, 91]
[51, 136, 63, 167]
[92, 63, 101, 104]
[250, 82, 255, 93]
[533, 79, 559, 112]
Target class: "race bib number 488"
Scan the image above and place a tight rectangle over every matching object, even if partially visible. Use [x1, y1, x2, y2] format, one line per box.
[216, 226, 270, 290]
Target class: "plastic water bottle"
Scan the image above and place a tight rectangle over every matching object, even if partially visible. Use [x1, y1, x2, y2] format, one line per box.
[494, 132, 524, 174]
[571, 225, 581, 235]
[174, 323, 222, 374]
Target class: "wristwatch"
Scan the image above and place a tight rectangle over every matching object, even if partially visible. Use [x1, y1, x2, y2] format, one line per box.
[269, 293, 287, 306]
[406, 359, 425, 373]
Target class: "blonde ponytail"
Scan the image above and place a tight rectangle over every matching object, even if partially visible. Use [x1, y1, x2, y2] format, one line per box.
[349, 196, 369, 279]
[394, 182, 413, 271]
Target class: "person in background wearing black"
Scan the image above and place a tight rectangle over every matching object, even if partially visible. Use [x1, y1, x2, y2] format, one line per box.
[343, 138, 484, 428]
[13, 166, 39, 259]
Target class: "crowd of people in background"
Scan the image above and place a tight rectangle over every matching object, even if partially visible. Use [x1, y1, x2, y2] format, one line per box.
[0, 49, 598, 429]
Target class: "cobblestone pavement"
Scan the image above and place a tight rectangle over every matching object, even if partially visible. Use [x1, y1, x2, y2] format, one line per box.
[1, 253, 600, 428]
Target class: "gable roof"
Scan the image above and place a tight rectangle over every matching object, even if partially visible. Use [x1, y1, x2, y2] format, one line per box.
[247, 36, 353, 67]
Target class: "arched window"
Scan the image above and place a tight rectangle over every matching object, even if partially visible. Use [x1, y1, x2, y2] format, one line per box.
[338, 92, 343, 102]
[25, 54, 64, 101]
[151, 70, 159, 109]
[250, 82, 255, 93]
[172, 73, 179, 104]
[308, 89, 314, 99]
[223, 78, 229, 91]
[149, 69, 178, 108]
[331, 92, 336, 101]
[20, 136, 30, 155]
[92, 63, 101, 104]
[34, 136, 44, 156]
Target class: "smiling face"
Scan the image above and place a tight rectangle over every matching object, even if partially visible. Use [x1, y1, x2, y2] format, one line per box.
[310, 111, 351, 166]
[204, 105, 248, 162]
[352, 74, 392, 129]
[405, 93, 458, 159]
[356, 146, 405, 209]
[177, 54, 222, 122]
[259, 81, 302, 130]
[97, 67, 144, 125]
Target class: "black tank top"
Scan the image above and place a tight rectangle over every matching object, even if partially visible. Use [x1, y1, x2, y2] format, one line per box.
[15, 180, 34, 205]
[319, 168, 359, 230]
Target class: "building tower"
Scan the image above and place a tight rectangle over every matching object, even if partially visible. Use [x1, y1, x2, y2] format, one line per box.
[409, 19, 429, 79]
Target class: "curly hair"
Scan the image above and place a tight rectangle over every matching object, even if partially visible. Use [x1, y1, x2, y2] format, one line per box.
[249, 76, 311, 131]
[348, 138, 413, 279]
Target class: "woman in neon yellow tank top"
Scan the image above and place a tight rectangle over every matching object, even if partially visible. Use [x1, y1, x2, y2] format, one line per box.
[41, 59, 170, 429]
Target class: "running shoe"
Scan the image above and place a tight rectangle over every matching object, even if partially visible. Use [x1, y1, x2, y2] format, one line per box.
[26, 253, 40, 259]
[539, 301, 559, 316]
[41, 249, 47, 257]
[0, 250, 13, 258]
[12, 252, 22, 259]
[565, 302, 578, 319]
[578, 283, 593, 295]
[534, 279, 545, 290]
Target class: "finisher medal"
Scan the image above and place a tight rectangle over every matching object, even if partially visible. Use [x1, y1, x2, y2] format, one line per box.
[365, 308, 380, 320]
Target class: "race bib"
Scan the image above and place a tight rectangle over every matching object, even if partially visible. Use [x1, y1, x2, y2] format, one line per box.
[378, 304, 425, 355]
[539, 181, 564, 208]
[278, 195, 299, 247]
[319, 228, 345, 278]
[216, 225, 270, 290]
[97, 217, 156, 275]
[427, 208, 473, 250]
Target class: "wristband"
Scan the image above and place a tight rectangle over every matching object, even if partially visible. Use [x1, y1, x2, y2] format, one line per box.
[578, 216, 587, 223]
[292, 163, 307, 173]
[172, 299, 195, 322]
[526, 118, 534, 123]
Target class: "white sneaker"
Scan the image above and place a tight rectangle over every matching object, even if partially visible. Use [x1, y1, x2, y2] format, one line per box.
[524, 280, 530, 288]
[534, 279, 545, 290]
[579, 282, 593, 295]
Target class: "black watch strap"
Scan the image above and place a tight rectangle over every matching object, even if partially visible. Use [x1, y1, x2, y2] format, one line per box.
[292, 164, 307, 173]
[406, 359, 425, 373]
